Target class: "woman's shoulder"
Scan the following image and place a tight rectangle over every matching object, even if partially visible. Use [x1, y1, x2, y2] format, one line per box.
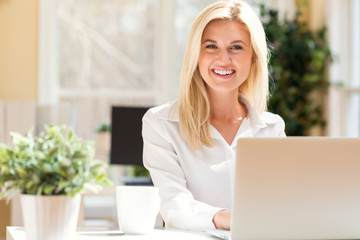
[252, 111, 286, 137]
[258, 111, 285, 126]
[144, 100, 179, 122]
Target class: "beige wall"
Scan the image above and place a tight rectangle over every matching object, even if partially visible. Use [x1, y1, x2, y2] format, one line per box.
[308, 0, 325, 31]
[297, 0, 325, 32]
[0, 0, 38, 238]
[0, 0, 38, 101]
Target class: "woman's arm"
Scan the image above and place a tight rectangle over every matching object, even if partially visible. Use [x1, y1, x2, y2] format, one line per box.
[142, 109, 223, 231]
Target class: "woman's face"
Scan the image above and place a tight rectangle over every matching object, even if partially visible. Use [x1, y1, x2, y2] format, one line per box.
[199, 20, 253, 94]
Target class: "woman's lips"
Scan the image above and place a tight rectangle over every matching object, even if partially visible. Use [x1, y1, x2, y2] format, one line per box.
[212, 69, 236, 78]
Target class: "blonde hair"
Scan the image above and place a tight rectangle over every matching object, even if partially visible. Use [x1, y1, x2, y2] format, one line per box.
[177, 0, 269, 149]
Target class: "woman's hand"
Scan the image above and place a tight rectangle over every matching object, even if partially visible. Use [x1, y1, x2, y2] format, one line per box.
[212, 210, 231, 230]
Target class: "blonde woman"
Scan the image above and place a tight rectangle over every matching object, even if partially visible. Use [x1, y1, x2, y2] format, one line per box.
[142, 0, 285, 231]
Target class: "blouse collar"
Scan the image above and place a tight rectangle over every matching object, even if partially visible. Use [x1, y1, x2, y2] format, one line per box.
[157, 95, 268, 130]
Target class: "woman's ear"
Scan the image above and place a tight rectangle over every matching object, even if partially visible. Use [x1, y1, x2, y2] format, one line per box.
[251, 54, 256, 64]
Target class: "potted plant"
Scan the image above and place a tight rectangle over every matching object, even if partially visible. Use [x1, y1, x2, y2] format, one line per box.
[0, 124, 112, 240]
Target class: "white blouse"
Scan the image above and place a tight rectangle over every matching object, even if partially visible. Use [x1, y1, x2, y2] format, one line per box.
[142, 96, 286, 231]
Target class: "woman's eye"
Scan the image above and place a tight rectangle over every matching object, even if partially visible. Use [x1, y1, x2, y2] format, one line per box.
[231, 45, 243, 50]
[206, 44, 217, 49]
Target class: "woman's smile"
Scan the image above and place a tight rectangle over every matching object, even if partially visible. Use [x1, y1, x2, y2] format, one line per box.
[212, 68, 236, 77]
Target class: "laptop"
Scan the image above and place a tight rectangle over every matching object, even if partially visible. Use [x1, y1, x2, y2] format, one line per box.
[209, 137, 360, 240]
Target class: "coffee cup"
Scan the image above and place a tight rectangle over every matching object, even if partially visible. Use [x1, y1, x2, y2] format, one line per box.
[116, 186, 160, 234]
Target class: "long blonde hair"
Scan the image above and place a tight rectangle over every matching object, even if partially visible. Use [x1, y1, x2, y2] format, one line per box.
[177, 0, 269, 150]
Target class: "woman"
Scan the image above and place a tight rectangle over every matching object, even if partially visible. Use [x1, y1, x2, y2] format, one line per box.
[142, 0, 285, 231]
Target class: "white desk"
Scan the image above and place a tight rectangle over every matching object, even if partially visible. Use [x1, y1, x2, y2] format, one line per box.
[6, 227, 216, 240]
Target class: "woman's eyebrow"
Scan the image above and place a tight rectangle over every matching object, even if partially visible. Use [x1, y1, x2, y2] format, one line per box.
[202, 39, 217, 44]
[202, 39, 247, 45]
[231, 40, 246, 45]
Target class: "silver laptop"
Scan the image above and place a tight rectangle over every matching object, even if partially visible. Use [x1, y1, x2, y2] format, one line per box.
[209, 137, 360, 240]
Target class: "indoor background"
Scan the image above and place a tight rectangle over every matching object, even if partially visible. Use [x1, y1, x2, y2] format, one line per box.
[1, 0, 359, 239]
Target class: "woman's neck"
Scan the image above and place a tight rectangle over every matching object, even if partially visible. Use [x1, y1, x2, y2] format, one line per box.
[207, 89, 248, 145]
[208, 89, 247, 122]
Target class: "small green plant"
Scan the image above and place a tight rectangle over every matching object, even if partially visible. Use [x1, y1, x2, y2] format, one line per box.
[130, 165, 150, 177]
[96, 123, 111, 133]
[0, 125, 112, 202]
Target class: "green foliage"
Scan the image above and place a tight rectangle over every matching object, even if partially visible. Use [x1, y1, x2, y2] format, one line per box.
[0, 125, 112, 202]
[130, 165, 150, 177]
[261, 5, 332, 136]
[96, 123, 111, 133]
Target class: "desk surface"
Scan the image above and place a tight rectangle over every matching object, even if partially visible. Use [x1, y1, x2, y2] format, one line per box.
[6, 227, 217, 240]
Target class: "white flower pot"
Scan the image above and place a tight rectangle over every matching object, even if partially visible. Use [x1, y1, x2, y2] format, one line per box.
[20, 194, 81, 240]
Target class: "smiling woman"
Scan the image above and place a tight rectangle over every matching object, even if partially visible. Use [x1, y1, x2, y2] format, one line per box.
[142, 0, 286, 232]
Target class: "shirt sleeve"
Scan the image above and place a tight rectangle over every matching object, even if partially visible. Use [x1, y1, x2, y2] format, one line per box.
[274, 114, 286, 137]
[142, 109, 223, 231]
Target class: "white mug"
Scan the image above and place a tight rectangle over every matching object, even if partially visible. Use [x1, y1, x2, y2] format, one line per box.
[116, 186, 160, 234]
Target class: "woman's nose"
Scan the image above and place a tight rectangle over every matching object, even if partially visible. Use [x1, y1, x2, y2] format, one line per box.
[217, 49, 231, 64]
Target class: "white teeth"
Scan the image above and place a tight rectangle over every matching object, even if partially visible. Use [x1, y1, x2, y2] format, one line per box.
[214, 69, 234, 75]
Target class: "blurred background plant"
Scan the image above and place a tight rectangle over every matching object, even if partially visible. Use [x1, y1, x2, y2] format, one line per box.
[130, 165, 150, 177]
[261, 3, 332, 136]
[96, 123, 111, 133]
